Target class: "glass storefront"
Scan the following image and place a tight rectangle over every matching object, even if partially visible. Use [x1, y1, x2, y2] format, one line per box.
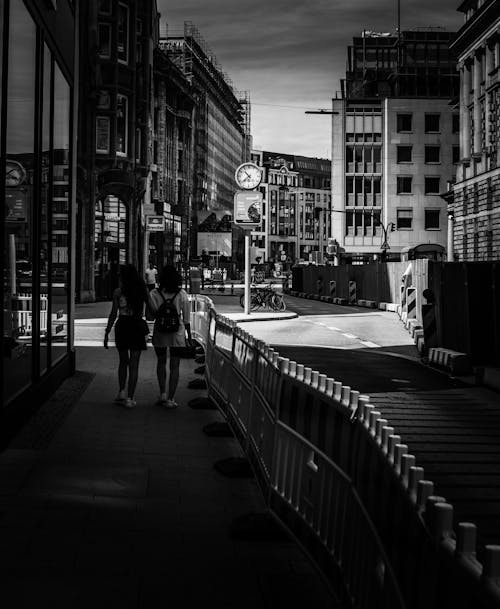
[1, 0, 75, 407]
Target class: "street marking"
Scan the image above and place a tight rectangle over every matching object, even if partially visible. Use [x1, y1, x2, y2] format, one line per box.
[360, 340, 380, 348]
[327, 326, 341, 331]
[343, 333, 358, 339]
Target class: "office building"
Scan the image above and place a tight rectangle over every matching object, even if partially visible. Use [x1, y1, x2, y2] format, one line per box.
[332, 30, 459, 262]
[77, 0, 159, 301]
[447, 0, 500, 261]
[160, 23, 250, 265]
[250, 151, 331, 264]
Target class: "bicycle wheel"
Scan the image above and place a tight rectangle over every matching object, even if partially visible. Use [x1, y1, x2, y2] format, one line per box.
[250, 292, 262, 310]
[271, 293, 286, 312]
[239, 293, 245, 308]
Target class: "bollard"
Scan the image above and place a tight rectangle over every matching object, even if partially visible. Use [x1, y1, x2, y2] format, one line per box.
[417, 480, 434, 509]
[341, 385, 351, 408]
[401, 454, 416, 486]
[368, 410, 381, 434]
[375, 418, 388, 442]
[381, 426, 394, 452]
[387, 434, 401, 461]
[329, 280, 336, 298]
[455, 523, 477, 557]
[393, 444, 408, 474]
[409, 466, 424, 498]
[482, 546, 500, 581]
[348, 280, 357, 304]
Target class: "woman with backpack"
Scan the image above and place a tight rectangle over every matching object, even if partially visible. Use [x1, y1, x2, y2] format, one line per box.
[104, 264, 149, 408]
[148, 265, 192, 408]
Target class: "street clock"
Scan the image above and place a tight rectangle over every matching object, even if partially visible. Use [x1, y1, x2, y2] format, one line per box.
[235, 162, 262, 190]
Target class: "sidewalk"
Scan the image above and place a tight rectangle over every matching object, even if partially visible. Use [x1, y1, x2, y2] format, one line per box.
[1, 302, 335, 608]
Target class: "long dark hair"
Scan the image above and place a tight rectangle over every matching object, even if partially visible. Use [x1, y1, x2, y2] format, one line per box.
[119, 264, 147, 315]
[158, 265, 182, 292]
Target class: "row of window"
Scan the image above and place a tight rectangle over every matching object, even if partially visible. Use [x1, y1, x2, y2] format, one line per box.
[396, 113, 459, 133]
[396, 145, 460, 164]
[345, 209, 441, 234]
[396, 176, 443, 194]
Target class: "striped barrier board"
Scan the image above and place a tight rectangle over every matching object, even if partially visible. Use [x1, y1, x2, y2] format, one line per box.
[348, 280, 357, 304]
[406, 287, 417, 320]
[329, 280, 336, 297]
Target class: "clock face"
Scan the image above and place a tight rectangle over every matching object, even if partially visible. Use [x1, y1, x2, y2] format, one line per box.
[235, 162, 262, 190]
[5, 160, 26, 187]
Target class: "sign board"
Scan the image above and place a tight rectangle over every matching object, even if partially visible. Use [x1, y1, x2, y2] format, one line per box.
[233, 191, 262, 228]
[146, 215, 164, 232]
[5, 190, 28, 222]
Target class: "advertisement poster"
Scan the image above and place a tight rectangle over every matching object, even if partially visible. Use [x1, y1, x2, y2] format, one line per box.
[233, 191, 262, 227]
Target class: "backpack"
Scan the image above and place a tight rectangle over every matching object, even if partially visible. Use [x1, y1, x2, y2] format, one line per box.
[155, 290, 180, 333]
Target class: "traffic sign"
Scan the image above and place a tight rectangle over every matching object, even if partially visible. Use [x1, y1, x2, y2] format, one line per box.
[233, 191, 262, 227]
[381, 240, 390, 250]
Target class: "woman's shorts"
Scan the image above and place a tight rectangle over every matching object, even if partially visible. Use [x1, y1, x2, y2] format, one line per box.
[114, 316, 147, 351]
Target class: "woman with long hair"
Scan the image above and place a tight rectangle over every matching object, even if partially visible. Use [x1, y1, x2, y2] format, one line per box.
[104, 263, 148, 408]
[148, 265, 192, 408]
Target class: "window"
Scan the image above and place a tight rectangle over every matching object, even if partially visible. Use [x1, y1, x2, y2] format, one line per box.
[397, 114, 412, 132]
[425, 209, 440, 229]
[98, 23, 111, 58]
[96, 117, 110, 154]
[452, 146, 460, 164]
[99, 0, 111, 14]
[397, 176, 413, 194]
[136, 19, 143, 63]
[397, 209, 413, 229]
[397, 146, 412, 163]
[425, 177, 440, 194]
[425, 114, 440, 132]
[452, 114, 460, 133]
[425, 146, 440, 163]
[116, 95, 128, 156]
[117, 3, 129, 64]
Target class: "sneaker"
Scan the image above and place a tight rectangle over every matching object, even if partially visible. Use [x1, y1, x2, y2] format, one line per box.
[166, 399, 179, 409]
[124, 398, 136, 408]
[114, 390, 126, 404]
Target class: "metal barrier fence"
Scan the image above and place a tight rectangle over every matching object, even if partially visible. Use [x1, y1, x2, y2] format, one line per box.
[191, 295, 500, 609]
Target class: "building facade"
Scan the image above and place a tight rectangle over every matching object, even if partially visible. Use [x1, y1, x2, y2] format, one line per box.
[77, 0, 158, 301]
[1, 0, 78, 425]
[149, 45, 195, 268]
[160, 23, 250, 266]
[332, 30, 459, 262]
[448, 0, 500, 261]
[250, 151, 331, 264]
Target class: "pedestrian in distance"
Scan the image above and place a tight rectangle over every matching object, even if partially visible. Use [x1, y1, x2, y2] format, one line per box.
[145, 261, 158, 292]
[148, 265, 193, 408]
[104, 264, 149, 408]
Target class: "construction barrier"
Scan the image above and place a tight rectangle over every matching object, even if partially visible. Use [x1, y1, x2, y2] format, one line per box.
[329, 279, 336, 297]
[191, 295, 500, 609]
[348, 280, 357, 305]
[406, 287, 417, 320]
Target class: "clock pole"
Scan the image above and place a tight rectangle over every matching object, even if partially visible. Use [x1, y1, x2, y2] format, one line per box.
[244, 231, 251, 315]
[234, 162, 263, 316]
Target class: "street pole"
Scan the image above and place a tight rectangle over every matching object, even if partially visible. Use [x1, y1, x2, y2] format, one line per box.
[244, 231, 251, 315]
[447, 213, 454, 262]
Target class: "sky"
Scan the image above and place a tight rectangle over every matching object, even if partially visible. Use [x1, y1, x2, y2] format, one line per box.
[157, 0, 463, 159]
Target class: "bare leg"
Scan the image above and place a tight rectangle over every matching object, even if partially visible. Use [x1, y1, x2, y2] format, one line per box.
[128, 350, 142, 399]
[118, 349, 129, 392]
[168, 356, 181, 399]
[156, 352, 167, 394]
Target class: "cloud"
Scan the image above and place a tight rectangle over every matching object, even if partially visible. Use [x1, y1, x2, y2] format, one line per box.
[158, 0, 463, 156]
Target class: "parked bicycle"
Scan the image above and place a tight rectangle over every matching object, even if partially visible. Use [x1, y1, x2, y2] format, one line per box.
[239, 284, 286, 312]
